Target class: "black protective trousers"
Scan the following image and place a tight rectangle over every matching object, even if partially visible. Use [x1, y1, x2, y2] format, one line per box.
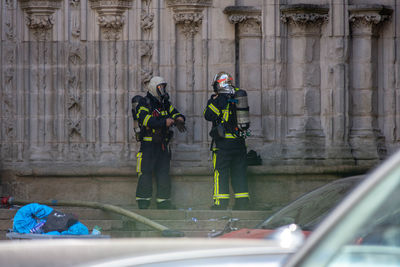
[212, 148, 249, 206]
[136, 142, 171, 200]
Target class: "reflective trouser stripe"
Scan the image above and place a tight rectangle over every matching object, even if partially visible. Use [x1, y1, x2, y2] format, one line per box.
[235, 192, 249, 199]
[156, 198, 169, 203]
[136, 152, 143, 174]
[142, 136, 152, 141]
[136, 197, 151, 201]
[212, 152, 231, 204]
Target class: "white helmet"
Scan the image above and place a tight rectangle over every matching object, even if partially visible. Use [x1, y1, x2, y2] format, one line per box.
[148, 76, 168, 102]
[212, 72, 235, 95]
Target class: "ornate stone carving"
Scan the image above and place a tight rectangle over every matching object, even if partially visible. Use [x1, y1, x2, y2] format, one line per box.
[280, 4, 329, 26]
[70, 0, 80, 7]
[18, 0, 62, 38]
[2, 50, 16, 140]
[97, 15, 125, 39]
[140, 0, 154, 87]
[173, 12, 203, 38]
[141, 10, 154, 32]
[349, 5, 392, 30]
[67, 47, 83, 138]
[5, 16, 16, 41]
[167, 0, 211, 7]
[224, 6, 261, 37]
[166, 0, 211, 38]
[89, 0, 133, 40]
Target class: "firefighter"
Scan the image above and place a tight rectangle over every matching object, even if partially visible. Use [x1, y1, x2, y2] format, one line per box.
[135, 76, 186, 209]
[204, 72, 250, 210]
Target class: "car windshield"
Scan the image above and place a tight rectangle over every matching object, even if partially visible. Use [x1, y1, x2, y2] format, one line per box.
[258, 177, 361, 231]
[298, 155, 400, 266]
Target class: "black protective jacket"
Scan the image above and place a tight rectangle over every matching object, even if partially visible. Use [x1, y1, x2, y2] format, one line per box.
[204, 93, 245, 151]
[136, 92, 184, 144]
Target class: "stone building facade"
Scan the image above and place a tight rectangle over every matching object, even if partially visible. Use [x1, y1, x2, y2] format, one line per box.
[0, 0, 399, 208]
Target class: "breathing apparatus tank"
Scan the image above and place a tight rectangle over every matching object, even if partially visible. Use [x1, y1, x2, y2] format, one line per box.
[234, 89, 250, 132]
[131, 95, 144, 141]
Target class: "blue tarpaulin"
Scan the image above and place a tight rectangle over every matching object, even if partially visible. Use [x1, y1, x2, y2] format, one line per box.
[12, 203, 88, 235]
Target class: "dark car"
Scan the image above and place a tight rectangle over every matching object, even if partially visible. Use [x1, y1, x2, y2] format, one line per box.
[219, 176, 363, 239]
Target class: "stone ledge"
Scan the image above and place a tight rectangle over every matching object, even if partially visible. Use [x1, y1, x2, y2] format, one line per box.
[1, 164, 369, 177]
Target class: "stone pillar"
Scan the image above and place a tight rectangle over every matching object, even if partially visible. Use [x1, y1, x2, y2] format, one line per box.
[18, 0, 63, 160]
[1, 0, 19, 161]
[89, 0, 133, 161]
[321, 0, 354, 165]
[348, 5, 392, 164]
[166, 0, 211, 166]
[224, 6, 263, 141]
[281, 4, 328, 163]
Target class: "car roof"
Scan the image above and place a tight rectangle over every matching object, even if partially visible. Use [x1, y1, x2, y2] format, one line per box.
[0, 238, 293, 266]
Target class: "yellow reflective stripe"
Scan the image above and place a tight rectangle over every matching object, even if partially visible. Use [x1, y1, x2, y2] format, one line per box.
[225, 133, 236, 139]
[172, 113, 181, 119]
[143, 115, 151, 126]
[156, 198, 168, 203]
[214, 194, 230, 199]
[209, 104, 220, 116]
[136, 197, 151, 201]
[169, 105, 174, 113]
[222, 109, 229, 121]
[213, 169, 219, 202]
[235, 192, 249, 198]
[136, 152, 142, 173]
[138, 106, 149, 113]
[143, 137, 152, 141]
[212, 152, 217, 170]
[161, 111, 168, 116]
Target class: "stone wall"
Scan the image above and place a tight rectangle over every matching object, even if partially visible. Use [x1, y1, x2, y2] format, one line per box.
[1, 0, 399, 203]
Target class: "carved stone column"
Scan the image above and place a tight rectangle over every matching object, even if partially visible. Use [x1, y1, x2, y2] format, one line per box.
[281, 4, 328, 162]
[166, 0, 211, 166]
[348, 5, 392, 164]
[224, 6, 262, 140]
[18, 0, 62, 160]
[88, 0, 133, 160]
[322, 0, 354, 165]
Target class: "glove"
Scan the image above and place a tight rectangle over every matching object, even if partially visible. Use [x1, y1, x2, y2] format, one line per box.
[174, 119, 186, 132]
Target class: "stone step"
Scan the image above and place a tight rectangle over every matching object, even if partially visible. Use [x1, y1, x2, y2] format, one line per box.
[0, 206, 270, 240]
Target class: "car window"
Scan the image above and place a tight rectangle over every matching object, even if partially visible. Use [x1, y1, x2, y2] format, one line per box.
[258, 178, 359, 231]
[299, 163, 400, 266]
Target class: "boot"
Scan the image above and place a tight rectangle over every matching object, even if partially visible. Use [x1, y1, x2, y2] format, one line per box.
[233, 198, 249, 210]
[137, 200, 150, 209]
[210, 199, 228, 210]
[157, 200, 176, 210]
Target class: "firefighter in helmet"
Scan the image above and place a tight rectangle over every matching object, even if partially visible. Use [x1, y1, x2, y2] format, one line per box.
[203, 72, 250, 210]
[135, 76, 186, 209]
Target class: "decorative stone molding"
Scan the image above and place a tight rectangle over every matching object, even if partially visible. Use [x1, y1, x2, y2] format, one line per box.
[140, 9, 154, 32]
[166, 0, 211, 38]
[18, 0, 63, 39]
[89, 0, 134, 40]
[140, 0, 154, 87]
[281, 4, 329, 27]
[349, 5, 392, 32]
[224, 6, 261, 38]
